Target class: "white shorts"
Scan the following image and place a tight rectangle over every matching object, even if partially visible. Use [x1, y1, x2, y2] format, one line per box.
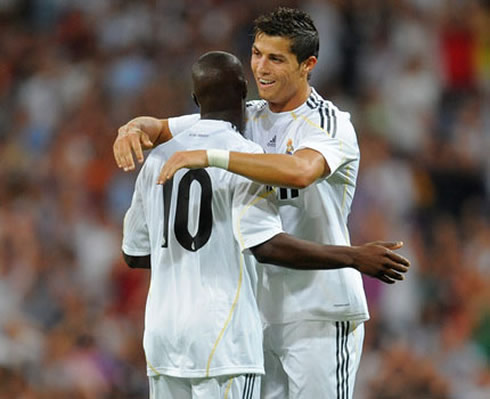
[261, 320, 364, 399]
[149, 373, 261, 399]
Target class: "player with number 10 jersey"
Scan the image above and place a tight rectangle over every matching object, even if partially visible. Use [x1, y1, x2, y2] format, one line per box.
[123, 119, 283, 379]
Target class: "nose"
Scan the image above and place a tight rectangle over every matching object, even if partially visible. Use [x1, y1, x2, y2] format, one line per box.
[254, 58, 269, 76]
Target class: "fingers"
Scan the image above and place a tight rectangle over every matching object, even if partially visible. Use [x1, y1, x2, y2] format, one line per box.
[114, 125, 150, 171]
[157, 164, 173, 185]
[130, 129, 145, 164]
[383, 268, 405, 281]
[121, 140, 136, 171]
[113, 142, 122, 168]
[114, 139, 134, 171]
[377, 274, 395, 284]
[374, 257, 409, 284]
[142, 134, 153, 148]
[386, 250, 410, 267]
[372, 241, 403, 250]
[157, 156, 178, 185]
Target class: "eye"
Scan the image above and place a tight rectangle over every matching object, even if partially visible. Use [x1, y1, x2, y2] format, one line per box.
[270, 56, 283, 63]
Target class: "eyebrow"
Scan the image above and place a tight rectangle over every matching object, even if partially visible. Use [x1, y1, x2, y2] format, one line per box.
[252, 44, 286, 60]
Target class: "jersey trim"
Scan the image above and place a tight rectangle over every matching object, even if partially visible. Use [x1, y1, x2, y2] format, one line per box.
[224, 377, 234, 398]
[336, 321, 350, 399]
[242, 374, 257, 399]
[341, 163, 353, 242]
[205, 253, 244, 377]
[291, 111, 331, 137]
[306, 90, 339, 137]
[205, 186, 277, 376]
[147, 359, 161, 376]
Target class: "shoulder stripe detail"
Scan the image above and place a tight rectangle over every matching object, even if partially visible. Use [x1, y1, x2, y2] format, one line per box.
[310, 89, 322, 103]
[307, 91, 320, 109]
[326, 103, 331, 134]
[305, 95, 337, 137]
[306, 91, 340, 137]
[318, 105, 324, 129]
[298, 114, 330, 136]
[332, 108, 338, 137]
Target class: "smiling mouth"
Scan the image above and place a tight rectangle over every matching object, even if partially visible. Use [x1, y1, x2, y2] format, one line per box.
[258, 78, 275, 87]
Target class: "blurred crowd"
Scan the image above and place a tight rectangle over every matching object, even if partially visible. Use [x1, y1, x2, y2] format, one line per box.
[0, 0, 489, 398]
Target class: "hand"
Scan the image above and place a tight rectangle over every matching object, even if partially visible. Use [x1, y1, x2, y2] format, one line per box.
[352, 241, 410, 284]
[157, 150, 208, 184]
[114, 121, 154, 171]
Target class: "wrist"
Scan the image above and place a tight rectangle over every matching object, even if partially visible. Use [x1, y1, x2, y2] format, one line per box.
[207, 149, 230, 170]
[343, 246, 357, 269]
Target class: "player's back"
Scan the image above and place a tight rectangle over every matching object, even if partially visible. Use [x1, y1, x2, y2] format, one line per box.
[125, 119, 281, 378]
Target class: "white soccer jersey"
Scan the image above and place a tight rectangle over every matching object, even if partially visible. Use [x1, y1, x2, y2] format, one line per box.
[123, 119, 284, 378]
[168, 88, 369, 324]
[245, 89, 369, 324]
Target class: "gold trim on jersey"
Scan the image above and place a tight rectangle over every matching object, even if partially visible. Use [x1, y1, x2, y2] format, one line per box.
[291, 111, 331, 136]
[341, 163, 353, 242]
[147, 358, 162, 376]
[205, 186, 276, 376]
[205, 254, 243, 377]
[224, 377, 234, 398]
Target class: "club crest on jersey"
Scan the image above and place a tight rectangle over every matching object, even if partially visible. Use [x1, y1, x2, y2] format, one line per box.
[286, 138, 294, 155]
[267, 135, 276, 147]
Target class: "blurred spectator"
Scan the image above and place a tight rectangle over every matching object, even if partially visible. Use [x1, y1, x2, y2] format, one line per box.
[367, 346, 451, 399]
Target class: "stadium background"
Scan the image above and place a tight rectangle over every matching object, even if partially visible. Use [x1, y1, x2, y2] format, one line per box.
[0, 0, 488, 398]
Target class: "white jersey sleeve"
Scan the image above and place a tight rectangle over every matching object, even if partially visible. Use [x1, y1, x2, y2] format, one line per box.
[168, 113, 200, 136]
[295, 111, 359, 178]
[122, 172, 150, 256]
[233, 181, 282, 252]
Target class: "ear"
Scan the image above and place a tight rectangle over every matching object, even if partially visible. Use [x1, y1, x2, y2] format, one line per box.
[301, 56, 317, 77]
[192, 93, 199, 107]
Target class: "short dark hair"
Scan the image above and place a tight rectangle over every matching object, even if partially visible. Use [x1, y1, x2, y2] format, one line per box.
[192, 51, 247, 107]
[253, 7, 319, 64]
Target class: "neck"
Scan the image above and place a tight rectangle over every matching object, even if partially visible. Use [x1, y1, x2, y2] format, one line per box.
[269, 84, 312, 113]
[200, 109, 244, 132]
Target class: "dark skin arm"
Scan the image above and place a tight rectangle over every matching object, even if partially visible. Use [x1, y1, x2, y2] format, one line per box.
[122, 236, 410, 284]
[250, 233, 410, 284]
[123, 252, 151, 269]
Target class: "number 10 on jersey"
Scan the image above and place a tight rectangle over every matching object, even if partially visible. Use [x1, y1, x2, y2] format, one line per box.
[162, 169, 213, 252]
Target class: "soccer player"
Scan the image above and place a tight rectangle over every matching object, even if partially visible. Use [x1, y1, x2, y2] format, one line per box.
[117, 9, 408, 399]
[123, 50, 408, 399]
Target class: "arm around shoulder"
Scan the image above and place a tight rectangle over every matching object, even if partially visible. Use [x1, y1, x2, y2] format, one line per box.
[114, 117, 171, 171]
[227, 148, 329, 189]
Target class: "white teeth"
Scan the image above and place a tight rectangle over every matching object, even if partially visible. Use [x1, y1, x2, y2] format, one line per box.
[259, 79, 274, 84]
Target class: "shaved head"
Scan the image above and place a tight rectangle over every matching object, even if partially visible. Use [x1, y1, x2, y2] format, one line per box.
[192, 51, 247, 111]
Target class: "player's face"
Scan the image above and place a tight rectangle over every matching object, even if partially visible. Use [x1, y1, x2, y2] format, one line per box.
[251, 33, 315, 113]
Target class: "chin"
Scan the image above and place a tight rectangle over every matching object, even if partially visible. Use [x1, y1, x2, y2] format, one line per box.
[257, 90, 274, 102]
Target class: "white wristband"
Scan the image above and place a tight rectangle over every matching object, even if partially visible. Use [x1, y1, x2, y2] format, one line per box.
[207, 149, 230, 170]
